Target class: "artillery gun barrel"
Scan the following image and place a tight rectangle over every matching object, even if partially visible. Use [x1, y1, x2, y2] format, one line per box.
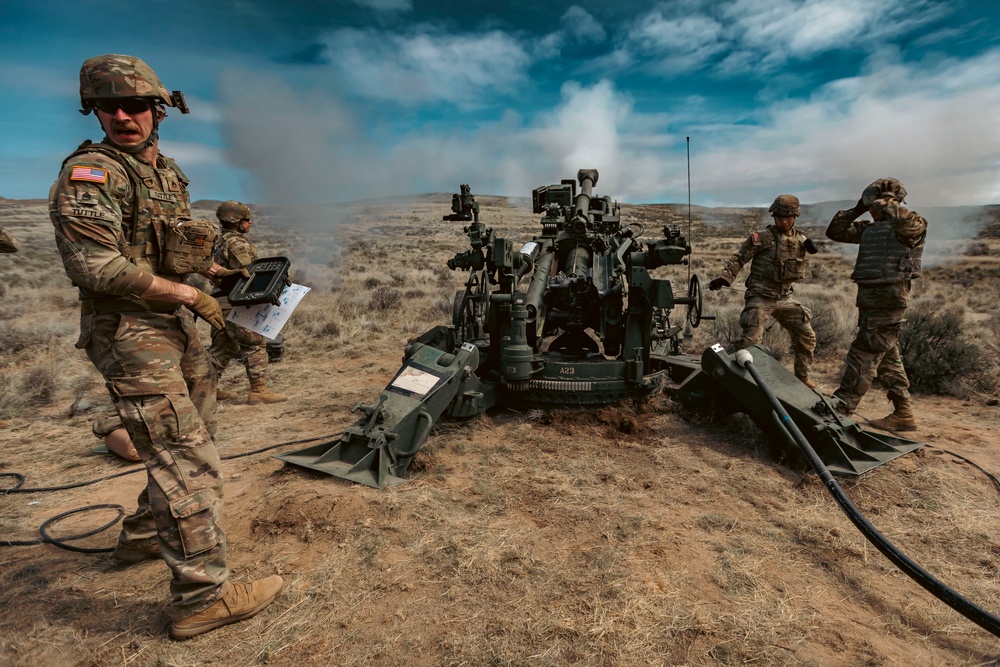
[573, 169, 599, 226]
[524, 244, 556, 323]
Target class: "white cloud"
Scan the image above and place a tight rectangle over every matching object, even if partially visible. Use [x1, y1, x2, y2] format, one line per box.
[724, 0, 949, 72]
[319, 26, 533, 105]
[607, 0, 951, 77]
[175, 95, 221, 124]
[216, 44, 1000, 215]
[158, 140, 227, 166]
[600, 8, 725, 74]
[535, 5, 607, 59]
[0, 61, 77, 99]
[562, 5, 607, 44]
[682, 47, 1000, 207]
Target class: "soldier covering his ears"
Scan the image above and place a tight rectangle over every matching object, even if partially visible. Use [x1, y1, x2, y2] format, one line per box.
[49, 53, 282, 639]
[709, 194, 819, 388]
[826, 178, 926, 432]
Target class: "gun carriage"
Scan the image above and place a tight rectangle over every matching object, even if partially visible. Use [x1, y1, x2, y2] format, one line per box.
[277, 170, 923, 488]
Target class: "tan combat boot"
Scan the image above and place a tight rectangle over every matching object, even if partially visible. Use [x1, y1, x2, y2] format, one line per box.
[216, 387, 239, 401]
[868, 397, 917, 432]
[248, 376, 287, 405]
[170, 575, 284, 640]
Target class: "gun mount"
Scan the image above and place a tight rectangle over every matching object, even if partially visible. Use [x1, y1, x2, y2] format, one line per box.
[277, 170, 925, 488]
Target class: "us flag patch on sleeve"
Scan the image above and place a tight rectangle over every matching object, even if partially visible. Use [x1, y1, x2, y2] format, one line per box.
[70, 166, 107, 184]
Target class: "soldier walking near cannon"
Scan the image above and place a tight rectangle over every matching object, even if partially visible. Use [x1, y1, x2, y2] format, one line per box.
[208, 200, 288, 404]
[826, 178, 926, 431]
[49, 53, 282, 638]
[709, 194, 818, 388]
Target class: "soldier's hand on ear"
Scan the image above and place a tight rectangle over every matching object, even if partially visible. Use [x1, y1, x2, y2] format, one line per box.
[709, 277, 730, 291]
[191, 290, 225, 330]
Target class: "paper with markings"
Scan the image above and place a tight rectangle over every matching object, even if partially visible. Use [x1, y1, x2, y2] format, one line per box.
[227, 283, 310, 339]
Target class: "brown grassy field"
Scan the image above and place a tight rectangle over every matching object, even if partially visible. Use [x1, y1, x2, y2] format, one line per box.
[2, 192, 1000, 666]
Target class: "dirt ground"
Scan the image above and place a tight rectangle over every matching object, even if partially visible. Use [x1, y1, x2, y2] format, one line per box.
[2, 193, 1000, 666]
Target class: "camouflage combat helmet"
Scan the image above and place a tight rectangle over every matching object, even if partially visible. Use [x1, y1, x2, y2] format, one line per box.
[217, 200, 252, 227]
[861, 178, 907, 207]
[79, 54, 189, 116]
[769, 194, 800, 217]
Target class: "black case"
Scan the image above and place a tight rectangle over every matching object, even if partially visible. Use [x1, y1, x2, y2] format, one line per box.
[227, 256, 291, 306]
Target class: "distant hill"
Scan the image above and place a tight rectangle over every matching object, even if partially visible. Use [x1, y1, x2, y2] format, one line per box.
[8, 194, 1000, 240]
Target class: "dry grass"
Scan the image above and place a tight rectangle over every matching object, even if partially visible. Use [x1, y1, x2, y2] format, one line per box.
[2, 196, 1000, 666]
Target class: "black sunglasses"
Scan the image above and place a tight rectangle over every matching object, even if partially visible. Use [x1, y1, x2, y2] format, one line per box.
[94, 98, 153, 115]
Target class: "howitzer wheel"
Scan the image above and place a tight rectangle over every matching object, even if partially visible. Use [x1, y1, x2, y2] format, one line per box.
[452, 290, 465, 328]
[687, 274, 703, 328]
[452, 288, 484, 339]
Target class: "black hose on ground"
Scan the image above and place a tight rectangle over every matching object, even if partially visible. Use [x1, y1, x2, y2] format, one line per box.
[0, 432, 344, 494]
[3, 504, 125, 550]
[734, 349, 1000, 639]
[0, 431, 345, 551]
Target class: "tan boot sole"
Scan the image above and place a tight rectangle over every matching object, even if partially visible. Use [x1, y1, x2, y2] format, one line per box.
[247, 395, 288, 405]
[170, 580, 284, 640]
[867, 419, 918, 433]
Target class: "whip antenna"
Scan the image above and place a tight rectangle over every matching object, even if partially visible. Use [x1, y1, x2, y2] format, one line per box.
[686, 136, 692, 283]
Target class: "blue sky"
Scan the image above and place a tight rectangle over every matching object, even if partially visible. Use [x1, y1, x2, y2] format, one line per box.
[2, 0, 999, 207]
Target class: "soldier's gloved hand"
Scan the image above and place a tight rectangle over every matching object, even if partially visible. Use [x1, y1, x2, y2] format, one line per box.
[709, 277, 730, 291]
[215, 267, 251, 279]
[191, 290, 225, 330]
[804, 238, 818, 254]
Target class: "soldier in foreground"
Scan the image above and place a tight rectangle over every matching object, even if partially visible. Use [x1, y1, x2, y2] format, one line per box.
[0, 225, 20, 253]
[209, 201, 288, 404]
[826, 178, 926, 431]
[49, 54, 282, 639]
[709, 194, 818, 388]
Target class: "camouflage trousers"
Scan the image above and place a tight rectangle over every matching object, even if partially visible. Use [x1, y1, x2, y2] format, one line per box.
[739, 295, 816, 380]
[80, 308, 228, 619]
[833, 307, 911, 413]
[208, 306, 269, 382]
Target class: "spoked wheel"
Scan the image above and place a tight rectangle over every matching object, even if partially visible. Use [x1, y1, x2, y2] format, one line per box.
[452, 290, 466, 329]
[452, 289, 479, 339]
[687, 274, 703, 328]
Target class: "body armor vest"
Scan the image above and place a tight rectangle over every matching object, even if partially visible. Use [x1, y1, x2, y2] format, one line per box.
[64, 141, 201, 281]
[747, 225, 808, 288]
[851, 222, 924, 286]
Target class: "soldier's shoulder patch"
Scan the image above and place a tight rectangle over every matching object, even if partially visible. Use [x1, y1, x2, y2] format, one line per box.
[70, 165, 108, 184]
[750, 231, 761, 245]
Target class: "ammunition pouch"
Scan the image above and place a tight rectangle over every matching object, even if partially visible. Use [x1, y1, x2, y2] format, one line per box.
[779, 257, 807, 282]
[161, 218, 218, 275]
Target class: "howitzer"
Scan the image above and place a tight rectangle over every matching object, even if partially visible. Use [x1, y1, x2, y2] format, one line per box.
[277, 169, 924, 488]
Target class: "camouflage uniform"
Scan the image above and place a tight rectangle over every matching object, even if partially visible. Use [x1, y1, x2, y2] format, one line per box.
[0, 225, 20, 253]
[209, 228, 269, 382]
[826, 182, 926, 416]
[717, 223, 816, 384]
[49, 57, 228, 620]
